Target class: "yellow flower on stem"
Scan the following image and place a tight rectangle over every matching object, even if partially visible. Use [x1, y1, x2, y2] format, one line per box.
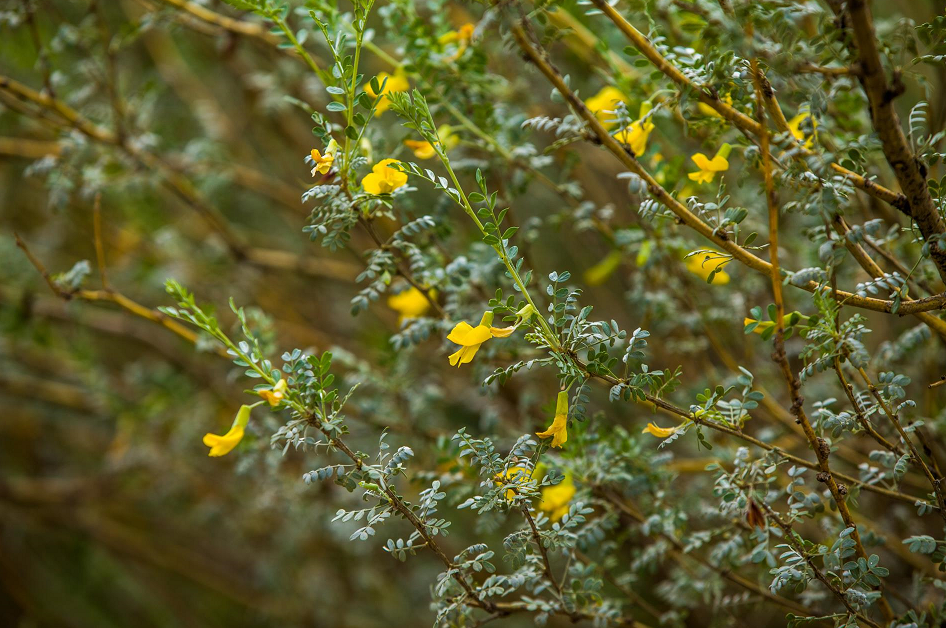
[495, 465, 530, 501]
[446, 311, 517, 367]
[362, 159, 408, 195]
[615, 102, 655, 156]
[642, 422, 679, 438]
[787, 112, 818, 149]
[539, 473, 576, 522]
[366, 70, 409, 116]
[404, 140, 436, 160]
[688, 143, 731, 185]
[258, 378, 287, 406]
[685, 250, 730, 285]
[388, 286, 436, 322]
[537, 390, 569, 448]
[585, 85, 627, 129]
[309, 139, 338, 176]
[404, 126, 459, 160]
[697, 93, 734, 118]
[203, 404, 253, 457]
[439, 23, 476, 59]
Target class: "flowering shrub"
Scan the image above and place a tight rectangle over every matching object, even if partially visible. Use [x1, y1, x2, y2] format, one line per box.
[3, 1, 946, 627]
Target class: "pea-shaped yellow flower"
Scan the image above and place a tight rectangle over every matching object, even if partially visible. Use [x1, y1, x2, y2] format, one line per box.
[362, 159, 408, 195]
[309, 139, 338, 176]
[537, 390, 569, 448]
[642, 422, 679, 438]
[685, 250, 730, 285]
[697, 93, 734, 118]
[446, 311, 515, 367]
[787, 112, 818, 149]
[388, 286, 436, 323]
[404, 125, 459, 160]
[258, 378, 287, 406]
[495, 465, 530, 501]
[586, 85, 627, 129]
[615, 102, 655, 156]
[539, 473, 576, 522]
[688, 143, 731, 185]
[366, 70, 409, 116]
[203, 404, 252, 457]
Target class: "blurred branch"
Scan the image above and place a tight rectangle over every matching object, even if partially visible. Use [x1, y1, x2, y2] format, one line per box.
[0, 75, 359, 282]
[14, 232, 229, 357]
[842, 0, 946, 285]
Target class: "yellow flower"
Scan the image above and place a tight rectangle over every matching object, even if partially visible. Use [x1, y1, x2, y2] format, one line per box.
[362, 159, 408, 195]
[388, 286, 436, 322]
[539, 475, 576, 522]
[537, 391, 569, 448]
[495, 465, 530, 501]
[688, 143, 731, 185]
[439, 22, 476, 45]
[642, 422, 679, 438]
[203, 404, 252, 457]
[685, 250, 731, 285]
[744, 312, 809, 334]
[404, 125, 459, 160]
[258, 378, 288, 406]
[585, 86, 627, 129]
[787, 112, 818, 149]
[366, 70, 410, 116]
[697, 93, 734, 118]
[583, 249, 623, 286]
[446, 311, 516, 367]
[309, 139, 337, 176]
[404, 140, 436, 160]
[615, 102, 655, 156]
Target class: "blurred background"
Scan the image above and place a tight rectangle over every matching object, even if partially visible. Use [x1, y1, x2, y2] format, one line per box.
[3, 0, 946, 626]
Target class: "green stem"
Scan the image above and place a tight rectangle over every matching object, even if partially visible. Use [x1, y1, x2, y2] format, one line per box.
[438, 155, 561, 351]
[272, 15, 323, 79]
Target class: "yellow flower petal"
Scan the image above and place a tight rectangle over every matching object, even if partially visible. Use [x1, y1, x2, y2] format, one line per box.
[489, 326, 516, 338]
[537, 413, 568, 448]
[203, 425, 245, 457]
[366, 71, 410, 116]
[586, 86, 627, 128]
[539, 479, 576, 522]
[685, 251, 730, 285]
[362, 159, 408, 195]
[258, 379, 288, 406]
[447, 321, 493, 346]
[642, 422, 678, 438]
[404, 139, 436, 160]
[388, 287, 434, 322]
